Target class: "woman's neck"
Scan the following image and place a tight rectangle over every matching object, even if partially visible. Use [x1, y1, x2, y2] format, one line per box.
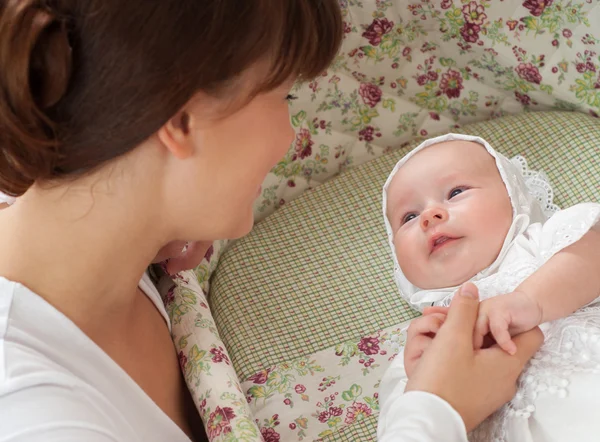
[0, 179, 169, 333]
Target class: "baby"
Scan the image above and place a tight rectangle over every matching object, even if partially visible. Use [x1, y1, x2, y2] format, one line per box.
[378, 133, 600, 441]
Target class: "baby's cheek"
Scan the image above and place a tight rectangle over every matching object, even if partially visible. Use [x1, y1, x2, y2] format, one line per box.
[490, 208, 512, 246]
[477, 205, 511, 265]
[393, 238, 406, 267]
[477, 196, 510, 230]
[394, 226, 432, 287]
[490, 194, 512, 233]
[395, 243, 424, 286]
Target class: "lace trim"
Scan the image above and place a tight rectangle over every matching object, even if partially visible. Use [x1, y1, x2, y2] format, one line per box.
[511, 155, 560, 219]
[470, 305, 600, 442]
[383, 325, 409, 355]
[540, 206, 600, 262]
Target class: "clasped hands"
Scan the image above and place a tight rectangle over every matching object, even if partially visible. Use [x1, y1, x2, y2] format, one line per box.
[404, 283, 543, 432]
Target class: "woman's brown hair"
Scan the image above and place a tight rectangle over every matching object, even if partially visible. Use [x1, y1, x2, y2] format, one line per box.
[0, 0, 342, 196]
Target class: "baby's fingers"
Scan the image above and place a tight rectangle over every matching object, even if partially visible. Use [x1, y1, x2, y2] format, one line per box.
[473, 314, 489, 350]
[489, 315, 516, 355]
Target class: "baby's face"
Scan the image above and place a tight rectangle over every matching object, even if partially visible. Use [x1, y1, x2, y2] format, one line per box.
[386, 141, 512, 289]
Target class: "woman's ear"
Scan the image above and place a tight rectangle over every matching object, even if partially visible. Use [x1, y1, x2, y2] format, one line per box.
[157, 111, 195, 160]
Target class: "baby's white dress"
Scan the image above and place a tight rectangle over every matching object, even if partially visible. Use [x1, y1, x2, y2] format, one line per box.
[379, 202, 600, 442]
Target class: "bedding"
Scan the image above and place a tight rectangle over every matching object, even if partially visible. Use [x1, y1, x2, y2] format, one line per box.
[171, 111, 600, 441]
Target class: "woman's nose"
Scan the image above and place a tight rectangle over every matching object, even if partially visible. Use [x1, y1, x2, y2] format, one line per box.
[420, 206, 449, 230]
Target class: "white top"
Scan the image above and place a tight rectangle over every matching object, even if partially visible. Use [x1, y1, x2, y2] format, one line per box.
[378, 389, 467, 442]
[0, 275, 190, 442]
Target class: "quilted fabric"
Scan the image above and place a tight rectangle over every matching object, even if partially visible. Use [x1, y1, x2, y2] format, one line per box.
[208, 111, 600, 441]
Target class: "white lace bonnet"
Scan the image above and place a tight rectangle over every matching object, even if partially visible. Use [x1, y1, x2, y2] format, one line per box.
[382, 133, 559, 311]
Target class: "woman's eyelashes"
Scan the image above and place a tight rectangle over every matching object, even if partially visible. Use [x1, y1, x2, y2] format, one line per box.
[285, 94, 298, 102]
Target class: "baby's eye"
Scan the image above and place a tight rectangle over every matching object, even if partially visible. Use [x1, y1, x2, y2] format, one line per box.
[402, 213, 417, 224]
[448, 187, 468, 199]
[286, 94, 298, 102]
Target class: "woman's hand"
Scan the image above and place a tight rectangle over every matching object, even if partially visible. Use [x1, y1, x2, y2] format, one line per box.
[405, 283, 543, 432]
[404, 306, 449, 378]
[152, 240, 213, 274]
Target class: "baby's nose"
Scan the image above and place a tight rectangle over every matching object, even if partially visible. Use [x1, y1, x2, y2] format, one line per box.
[420, 207, 449, 230]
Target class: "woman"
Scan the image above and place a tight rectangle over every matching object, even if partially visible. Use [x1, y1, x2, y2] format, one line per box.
[0, 1, 541, 441]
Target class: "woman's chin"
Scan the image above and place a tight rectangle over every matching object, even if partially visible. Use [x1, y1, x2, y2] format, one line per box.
[226, 212, 255, 240]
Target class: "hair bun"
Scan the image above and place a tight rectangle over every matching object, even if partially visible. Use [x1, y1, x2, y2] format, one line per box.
[0, 0, 73, 196]
[30, 6, 73, 108]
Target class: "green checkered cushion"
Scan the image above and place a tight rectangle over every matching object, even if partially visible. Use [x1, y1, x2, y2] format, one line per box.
[210, 111, 600, 382]
[319, 415, 379, 442]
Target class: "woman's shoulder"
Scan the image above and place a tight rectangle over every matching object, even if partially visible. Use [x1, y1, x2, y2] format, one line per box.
[0, 279, 119, 440]
[0, 278, 189, 442]
[0, 383, 121, 441]
[0, 277, 94, 376]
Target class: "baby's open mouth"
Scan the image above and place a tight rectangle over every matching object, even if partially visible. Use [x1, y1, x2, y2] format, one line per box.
[429, 235, 460, 254]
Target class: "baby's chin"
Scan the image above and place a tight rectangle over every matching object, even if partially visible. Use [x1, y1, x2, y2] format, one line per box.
[409, 268, 481, 291]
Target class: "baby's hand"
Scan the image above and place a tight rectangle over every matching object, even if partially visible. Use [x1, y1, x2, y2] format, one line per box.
[473, 291, 543, 355]
[404, 306, 449, 378]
